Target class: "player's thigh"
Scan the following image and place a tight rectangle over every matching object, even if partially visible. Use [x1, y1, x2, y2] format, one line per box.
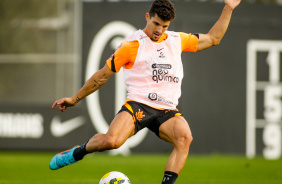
[106, 111, 135, 144]
[159, 115, 192, 145]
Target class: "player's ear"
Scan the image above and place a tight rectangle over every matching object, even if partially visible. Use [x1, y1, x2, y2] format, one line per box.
[145, 13, 150, 22]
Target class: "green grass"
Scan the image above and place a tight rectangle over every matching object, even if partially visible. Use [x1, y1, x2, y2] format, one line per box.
[0, 152, 282, 184]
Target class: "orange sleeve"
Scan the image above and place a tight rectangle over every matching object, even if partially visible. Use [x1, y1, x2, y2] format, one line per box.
[179, 32, 199, 52]
[106, 41, 139, 72]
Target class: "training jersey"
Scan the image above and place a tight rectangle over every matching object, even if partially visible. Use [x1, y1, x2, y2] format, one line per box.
[107, 29, 198, 110]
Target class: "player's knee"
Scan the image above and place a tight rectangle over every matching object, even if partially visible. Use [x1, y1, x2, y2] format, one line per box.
[184, 133, 193, 147]
[186, 134, 193, 146]
[176, 133, 193, 151]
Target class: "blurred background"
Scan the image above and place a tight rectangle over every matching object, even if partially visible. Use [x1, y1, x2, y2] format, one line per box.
[0, 0, 282, 160]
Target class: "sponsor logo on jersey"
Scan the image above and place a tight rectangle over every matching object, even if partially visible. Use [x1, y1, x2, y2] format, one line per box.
[157, 48, 165, 58]
[151, 63, 179, 83]
[148, 93, 173, 105]
[148, 93, 158, 100]
[152, 63, 172, 69]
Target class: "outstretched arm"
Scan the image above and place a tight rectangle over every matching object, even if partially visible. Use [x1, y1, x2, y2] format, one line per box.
[196, 0, 241, 51]
[52, 64, 114, 112]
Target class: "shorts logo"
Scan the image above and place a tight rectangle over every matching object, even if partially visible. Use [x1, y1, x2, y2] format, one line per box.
[136, 109, 145, 121]
[148, 93, 158, 101]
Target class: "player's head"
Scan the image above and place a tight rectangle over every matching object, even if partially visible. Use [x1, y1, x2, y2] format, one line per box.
[144, 0, 175, 41]
[149, 0, 176, 21]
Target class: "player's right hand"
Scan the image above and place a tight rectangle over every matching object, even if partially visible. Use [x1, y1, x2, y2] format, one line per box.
[52, 97, 77, 112]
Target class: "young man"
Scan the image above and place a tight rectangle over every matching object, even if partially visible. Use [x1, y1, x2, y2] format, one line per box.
[49, 0, 241, 183]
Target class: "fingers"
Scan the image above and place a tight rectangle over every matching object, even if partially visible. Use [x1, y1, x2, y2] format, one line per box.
[59, 105, 67, 112]
[52, 99, 66, 112]
[52, 101, 59, 109]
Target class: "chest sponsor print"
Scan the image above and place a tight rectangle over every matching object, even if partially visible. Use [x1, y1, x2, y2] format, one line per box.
[151, 63, 179, 83]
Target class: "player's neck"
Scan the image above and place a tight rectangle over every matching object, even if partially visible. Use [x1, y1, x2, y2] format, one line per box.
[142, 29, 167, 43]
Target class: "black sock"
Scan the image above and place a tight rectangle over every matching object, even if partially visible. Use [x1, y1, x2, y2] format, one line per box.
[73, 141, 89, 161]
[162, 171, 178, 184]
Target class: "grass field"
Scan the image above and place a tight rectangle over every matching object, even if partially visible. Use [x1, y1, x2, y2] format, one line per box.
[0, 152, 282, 184]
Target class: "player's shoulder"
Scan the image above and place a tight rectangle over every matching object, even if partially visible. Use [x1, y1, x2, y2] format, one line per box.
[118, 40, 139, 50]
[166, 30, 181, 38]
[178, 32, 199, 39]
[166, 31, 198, 41]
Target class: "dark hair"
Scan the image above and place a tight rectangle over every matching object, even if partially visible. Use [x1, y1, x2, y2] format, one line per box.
[149, 0, 176, 21]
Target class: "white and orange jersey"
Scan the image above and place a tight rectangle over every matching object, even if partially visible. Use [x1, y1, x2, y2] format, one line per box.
[107, 30, 199, 110]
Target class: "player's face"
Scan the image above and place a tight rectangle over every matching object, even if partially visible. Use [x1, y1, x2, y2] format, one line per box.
[144, 13, 171, 41]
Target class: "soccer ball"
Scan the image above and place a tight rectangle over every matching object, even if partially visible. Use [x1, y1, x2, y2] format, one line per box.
[99, 171, 131, 184]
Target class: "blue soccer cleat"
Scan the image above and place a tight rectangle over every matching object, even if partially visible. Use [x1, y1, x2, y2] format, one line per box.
[49, 146, 79, 170]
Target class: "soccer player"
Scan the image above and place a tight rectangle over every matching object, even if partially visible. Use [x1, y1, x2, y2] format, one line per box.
[49, 0, 241, 183]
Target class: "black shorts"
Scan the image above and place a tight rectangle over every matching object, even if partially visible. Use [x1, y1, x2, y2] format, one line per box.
[118, 101, 182, 137]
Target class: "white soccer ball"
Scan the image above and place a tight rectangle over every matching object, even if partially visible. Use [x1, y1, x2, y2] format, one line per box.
[99, 171, 131, 184]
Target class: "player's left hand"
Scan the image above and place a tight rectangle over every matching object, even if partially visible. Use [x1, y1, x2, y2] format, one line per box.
[52, 97, 77, 112]
[224, 0, 241, 10]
